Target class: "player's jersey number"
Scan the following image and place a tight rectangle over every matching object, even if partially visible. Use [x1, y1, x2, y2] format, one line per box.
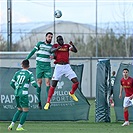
[17, 75, 26, 85]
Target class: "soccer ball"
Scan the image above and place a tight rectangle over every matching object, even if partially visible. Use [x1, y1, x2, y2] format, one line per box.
[54, 10, 62, 18]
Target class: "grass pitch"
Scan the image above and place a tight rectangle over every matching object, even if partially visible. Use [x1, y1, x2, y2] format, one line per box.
[0, 100, 133, 133]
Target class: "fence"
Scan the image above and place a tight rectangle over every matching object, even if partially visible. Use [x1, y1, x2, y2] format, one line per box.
[0, 52, 133, 98]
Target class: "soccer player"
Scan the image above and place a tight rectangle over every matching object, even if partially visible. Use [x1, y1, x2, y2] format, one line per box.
[110, 71, 116, 106]
[26, 32, 53, 109]
[119, 68, 133, 126]
[8, 60, 39, 131]
[44, 35, 79, 110]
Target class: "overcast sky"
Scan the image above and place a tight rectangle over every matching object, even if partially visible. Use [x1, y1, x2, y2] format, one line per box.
[0, 0, 133, 24]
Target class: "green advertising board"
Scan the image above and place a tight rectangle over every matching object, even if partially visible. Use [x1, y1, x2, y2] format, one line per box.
[95, 59, 111, 122]
[0, 65, 90, 121]
[113, 63, 133, 121]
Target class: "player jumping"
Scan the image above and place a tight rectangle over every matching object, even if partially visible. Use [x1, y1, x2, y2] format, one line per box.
[44, 35, 79, 110]
[26, 32, 53, 109]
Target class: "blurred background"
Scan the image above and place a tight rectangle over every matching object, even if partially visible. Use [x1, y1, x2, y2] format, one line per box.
[1, 0, 133, 57]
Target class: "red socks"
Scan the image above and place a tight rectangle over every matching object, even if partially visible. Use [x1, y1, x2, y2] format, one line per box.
[124, 110, 129, 121]
[47, 86, 55, 103]
[70, 82, 79, 94]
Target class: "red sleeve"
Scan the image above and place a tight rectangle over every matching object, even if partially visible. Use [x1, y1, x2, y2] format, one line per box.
[52, 44, 58, 48]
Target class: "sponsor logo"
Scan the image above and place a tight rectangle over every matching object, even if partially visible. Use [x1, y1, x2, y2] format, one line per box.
[0, 94, 38, 109]
[51, 81, 75, 107]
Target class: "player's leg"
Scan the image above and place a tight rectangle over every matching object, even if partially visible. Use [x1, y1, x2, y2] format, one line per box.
[16, 96, 29, 131]
[37, 78, 42, 109]
[110, 86, 114, 106]
[45, 78, 50, 98]
[16, 108, 29, 131]
[8, 108, 23, 130]
[122, 107, 129, 126]
[36, 67, 43, 109]
[122, 97, 130, 126]
[44, 80, 58, 110]
[65, 64, 79, 101]
[69, 77, 79, 101]
[44, 66, 52, 98]
[70, 77, 79, 94]
[8, 97, 22, 130]
[44, 64, 62, 110]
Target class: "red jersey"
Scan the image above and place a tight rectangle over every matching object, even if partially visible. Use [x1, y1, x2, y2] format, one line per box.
[53, 44, 71, 64]
[120, 77, 133, 97]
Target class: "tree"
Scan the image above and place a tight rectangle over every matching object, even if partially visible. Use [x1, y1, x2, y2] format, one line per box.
[0, 34, 7, 51]
[112, 2, 133, 57]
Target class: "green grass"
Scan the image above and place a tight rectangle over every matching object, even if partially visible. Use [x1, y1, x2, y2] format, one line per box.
[0, 100, 133, 133]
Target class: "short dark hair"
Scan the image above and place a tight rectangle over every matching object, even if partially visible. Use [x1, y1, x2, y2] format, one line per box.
[22, 59, 29, 68]
[112, 71, 116, 75]
[123, 68, 129, 72]
[56, 35, 63, 41]
[57, 35, 63, 39]
[46, 32, 53, 37]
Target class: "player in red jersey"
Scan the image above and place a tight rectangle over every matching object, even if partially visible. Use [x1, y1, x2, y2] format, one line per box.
[119, 68, 133, 126]
[44, 35, 79, 110]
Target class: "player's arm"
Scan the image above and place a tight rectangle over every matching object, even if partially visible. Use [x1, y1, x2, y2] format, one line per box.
[10, 75, 16, 90]
[26, 42, 40, 59]
[32, 82, 38, 89]
[50, 45, 61, 53]
[26, 48, 37, 59]
[119, 85, 123, 99]
[69, 41, 77, 53]
[50, 53, 56, 60]
[29, 74, 40, 98]
[30, 73, 39, 89]
[130, 78, 133, 99]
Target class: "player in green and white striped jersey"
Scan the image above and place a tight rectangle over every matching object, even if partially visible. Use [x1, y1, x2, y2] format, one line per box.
[8, 59, 39, 131]
[26, 32, 53, 109]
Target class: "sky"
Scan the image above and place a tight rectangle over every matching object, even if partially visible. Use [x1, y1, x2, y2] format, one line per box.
[0, 0, 133, 25]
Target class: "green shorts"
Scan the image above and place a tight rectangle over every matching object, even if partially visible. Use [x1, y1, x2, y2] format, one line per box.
[15, 95, 29, 108]
[36, 64, 52, 79]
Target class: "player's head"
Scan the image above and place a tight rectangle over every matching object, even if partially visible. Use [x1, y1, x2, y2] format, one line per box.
[22, 59, 29, 69]
[112, 71, 116, 76]
[56, 35, 64, 46]
[45, 32, 53, 44]
[122, 68, 129, 78]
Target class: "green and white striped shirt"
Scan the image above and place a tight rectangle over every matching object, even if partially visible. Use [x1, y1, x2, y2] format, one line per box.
[26, 41, 52, 66]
